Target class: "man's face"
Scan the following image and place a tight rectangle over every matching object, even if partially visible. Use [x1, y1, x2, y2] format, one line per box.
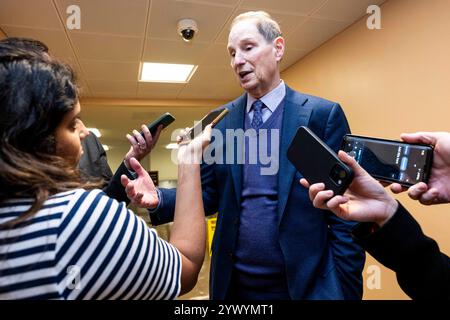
[227, 19, 284, 98]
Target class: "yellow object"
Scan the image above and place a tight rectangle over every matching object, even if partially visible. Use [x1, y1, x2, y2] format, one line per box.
[206, 217, 216, 257]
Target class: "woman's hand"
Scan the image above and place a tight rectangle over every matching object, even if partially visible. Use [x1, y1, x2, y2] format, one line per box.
[300, 151, 398, 227]
[176, 124, 212, 165]
[124, 124, 162, 170]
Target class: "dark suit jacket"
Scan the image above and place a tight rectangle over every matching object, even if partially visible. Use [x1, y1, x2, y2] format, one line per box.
[353, 202, 450, 299]
[150, 86, 366, 299]
[79, 134, 131, 204]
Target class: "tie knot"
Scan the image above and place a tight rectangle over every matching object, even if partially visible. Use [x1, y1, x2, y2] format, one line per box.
[252, 100, 264, 112]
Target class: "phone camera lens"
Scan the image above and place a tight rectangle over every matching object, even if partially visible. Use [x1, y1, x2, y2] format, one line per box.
[330, 164, 347, 186]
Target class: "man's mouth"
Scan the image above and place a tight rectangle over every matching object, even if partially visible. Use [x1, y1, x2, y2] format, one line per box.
[238, 70, 252, 79]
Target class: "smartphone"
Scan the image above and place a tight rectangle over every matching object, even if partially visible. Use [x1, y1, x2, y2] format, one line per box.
[187, 108, 229, 139]
[142, 112, 175, 137]
[341, 134, 433, 187]
[287, 126, 354, 195]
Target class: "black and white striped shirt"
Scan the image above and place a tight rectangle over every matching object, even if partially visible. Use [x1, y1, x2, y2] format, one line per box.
[0, 189, 181, 300]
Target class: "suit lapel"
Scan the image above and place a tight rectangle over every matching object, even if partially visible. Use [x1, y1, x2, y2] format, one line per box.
[228, 94, 246, 205]
[277, 87, 312, 222]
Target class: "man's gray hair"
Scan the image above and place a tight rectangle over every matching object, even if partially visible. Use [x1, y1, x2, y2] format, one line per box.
[231, 11, 282, 43]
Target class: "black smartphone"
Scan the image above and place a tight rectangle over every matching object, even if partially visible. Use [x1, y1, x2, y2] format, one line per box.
[187, 108, 229, 139]
[341, 134, 433, 187]
[142, 112, 175, 137]
[287, 126, 354, 195]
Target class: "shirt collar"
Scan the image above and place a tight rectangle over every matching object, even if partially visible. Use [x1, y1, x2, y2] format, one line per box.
[246, 80, 286, 113]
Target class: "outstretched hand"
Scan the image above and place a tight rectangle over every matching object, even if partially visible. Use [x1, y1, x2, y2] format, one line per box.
[121, 157, 159, 209]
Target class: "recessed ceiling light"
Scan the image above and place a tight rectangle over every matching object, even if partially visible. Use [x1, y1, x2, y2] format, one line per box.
[87, 128, 101, 137]
[140, 62, 197, 83]
[165, 143, 179, 150]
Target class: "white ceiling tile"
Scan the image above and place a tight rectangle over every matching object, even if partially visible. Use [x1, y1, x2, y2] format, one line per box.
[143, 39, 208, 64]
[93, 92, 138, 98]
[0, 0, 62, 30]
[1, 26, 75, 60]
[137, 82, 184, 99]
[215, 10, 308, 44]
[70, 33, 142, 61]
[313, 0, 386, 22]
[280, 49, 308, 71]
[240, 0, 326, 16]
[197, 43, 231, 67]
[88, 80, 138, 98]
[286, 17, 350, 51]
[80, 60, 140, 81]
[178, 66, 242, 99]
[56, 0, 148, 37]
[178, 0, 240, 6]
[178, 82, 242, 100]
[148, 0, 235, 42]
[188, 66, 237, 85]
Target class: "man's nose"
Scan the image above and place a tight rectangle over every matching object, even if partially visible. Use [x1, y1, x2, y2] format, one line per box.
[233, 51, 246, 65]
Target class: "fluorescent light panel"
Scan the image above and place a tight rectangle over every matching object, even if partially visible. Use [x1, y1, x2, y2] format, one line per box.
[140, 62, 197, 83]
[165, 143, 179, 150]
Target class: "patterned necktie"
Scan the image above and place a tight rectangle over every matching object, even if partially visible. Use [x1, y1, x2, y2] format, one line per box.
[251, 100, 265, 129]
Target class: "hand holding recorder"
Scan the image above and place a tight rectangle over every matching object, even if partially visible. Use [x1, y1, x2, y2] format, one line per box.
[287, 126, 354, 195]
[300, 151, 398, 226]
[390, 131, 450, 205]
[124, 113, 175, 170]
[301, 131, 450, 227]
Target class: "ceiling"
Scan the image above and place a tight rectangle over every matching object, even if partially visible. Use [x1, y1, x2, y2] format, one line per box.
[0, 0, 384, 159]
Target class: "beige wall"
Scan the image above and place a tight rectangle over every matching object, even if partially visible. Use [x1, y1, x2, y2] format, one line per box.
[150, 147, 178, 181]
[282, 0, 450, 299]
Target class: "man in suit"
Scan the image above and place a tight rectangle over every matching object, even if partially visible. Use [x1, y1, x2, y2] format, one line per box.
[124, 11, 365, 299]
[302, 131, 450, 299]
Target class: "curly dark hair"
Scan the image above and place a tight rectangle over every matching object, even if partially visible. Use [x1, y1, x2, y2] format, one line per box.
[0, 39, 97, 228]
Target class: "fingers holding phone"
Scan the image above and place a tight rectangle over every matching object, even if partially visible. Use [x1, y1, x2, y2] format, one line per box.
[185, 108, 228, 141]
[300, 150, 398, 226]
[123, 113, 175, 169]
[177, 124, 213, 165]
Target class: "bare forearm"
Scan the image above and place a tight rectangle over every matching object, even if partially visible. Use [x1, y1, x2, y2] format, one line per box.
[170, 164, 206, 292]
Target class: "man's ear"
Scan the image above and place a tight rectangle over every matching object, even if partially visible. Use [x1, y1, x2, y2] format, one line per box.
[274, 36, 285, 62]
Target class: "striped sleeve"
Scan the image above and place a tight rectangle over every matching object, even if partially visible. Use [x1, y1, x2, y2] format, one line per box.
[54, 189, 181, 300]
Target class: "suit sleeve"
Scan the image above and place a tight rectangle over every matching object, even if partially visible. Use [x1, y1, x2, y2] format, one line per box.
[79, 134, 113, 184]
[322, 103, 366, 300]
[352, 203, 450, 300]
